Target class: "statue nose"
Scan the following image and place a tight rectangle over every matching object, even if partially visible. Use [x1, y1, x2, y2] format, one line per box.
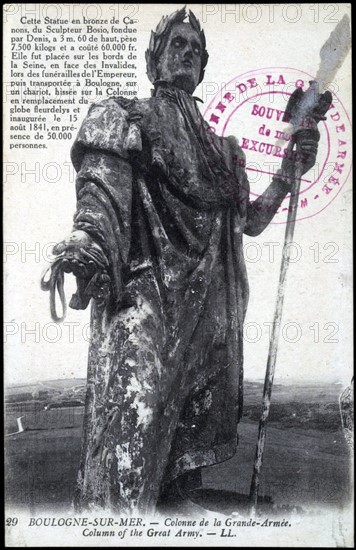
[183, 47, 193, 60]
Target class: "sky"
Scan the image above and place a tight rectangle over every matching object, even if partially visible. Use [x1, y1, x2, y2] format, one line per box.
[4, 3, 352, 386]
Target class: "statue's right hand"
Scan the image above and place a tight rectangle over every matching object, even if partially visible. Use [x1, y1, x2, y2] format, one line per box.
[52, 230, 109, 280]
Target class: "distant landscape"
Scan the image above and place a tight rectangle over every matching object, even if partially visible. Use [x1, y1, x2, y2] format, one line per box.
[5, 378, 352, 514]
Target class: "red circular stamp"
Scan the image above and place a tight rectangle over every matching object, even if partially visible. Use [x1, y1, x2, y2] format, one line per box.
[203, 67, 352, 223]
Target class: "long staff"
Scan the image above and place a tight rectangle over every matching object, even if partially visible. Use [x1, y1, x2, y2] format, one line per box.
[248, 15, 351, 511]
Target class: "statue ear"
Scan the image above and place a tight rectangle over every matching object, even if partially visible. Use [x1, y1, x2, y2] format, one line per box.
[198, 50, 209, 85]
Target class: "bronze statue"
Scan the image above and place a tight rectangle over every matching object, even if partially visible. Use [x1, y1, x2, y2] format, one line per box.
[48, 8, 324, 514]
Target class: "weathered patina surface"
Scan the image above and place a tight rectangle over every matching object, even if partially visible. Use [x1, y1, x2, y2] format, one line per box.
[70, 86, 290, 513]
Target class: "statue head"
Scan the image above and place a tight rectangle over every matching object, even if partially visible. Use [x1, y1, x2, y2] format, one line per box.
[146, 8, 209, 94]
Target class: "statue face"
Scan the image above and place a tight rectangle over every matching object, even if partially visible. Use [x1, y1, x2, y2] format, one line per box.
[156, 23, 202, 93]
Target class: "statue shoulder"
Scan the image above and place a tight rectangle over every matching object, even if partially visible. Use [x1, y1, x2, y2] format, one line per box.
[71, 96, 149, 171]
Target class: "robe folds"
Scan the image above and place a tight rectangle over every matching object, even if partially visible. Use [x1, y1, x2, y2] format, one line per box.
[70, 84, 290, 513]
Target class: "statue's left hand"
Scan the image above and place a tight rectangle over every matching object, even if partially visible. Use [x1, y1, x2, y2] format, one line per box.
[293, 117, 320, 175]
[279, 117, 320, 186]
[279, 87, 332, 184]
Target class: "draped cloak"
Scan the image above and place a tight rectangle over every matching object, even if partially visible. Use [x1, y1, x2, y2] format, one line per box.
[70, 85, 290, 513]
